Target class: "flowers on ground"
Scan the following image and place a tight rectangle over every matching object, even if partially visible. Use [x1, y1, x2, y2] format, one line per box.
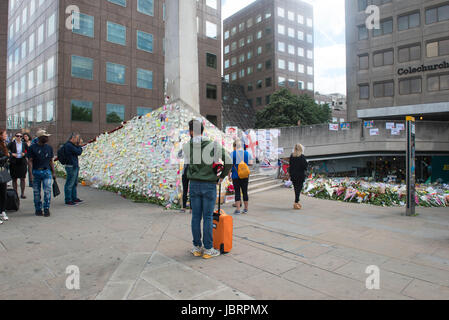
[303, 177, 449, 207]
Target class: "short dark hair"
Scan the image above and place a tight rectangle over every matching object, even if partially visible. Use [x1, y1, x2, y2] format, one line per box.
[23, 132, 32, 140]
[68, 132, 80, 140]
[189, 120, 204, 134]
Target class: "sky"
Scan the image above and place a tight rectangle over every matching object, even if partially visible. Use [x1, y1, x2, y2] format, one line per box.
[222, 0, 347, 95]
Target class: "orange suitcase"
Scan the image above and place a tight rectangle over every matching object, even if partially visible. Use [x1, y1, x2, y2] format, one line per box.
[213, 186, 233, 253]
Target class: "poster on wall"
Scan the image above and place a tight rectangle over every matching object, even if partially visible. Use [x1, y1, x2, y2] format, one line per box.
[340, 122, 351, 130]
[364, 120, 374, 128]
[329, 123, 339, 131]
[396, 123, 405, 131]
[370, 128, 380, 136]
[386, 122, 395, 130]
[391, 128, 401, 135]
[225, 126, 239, 138]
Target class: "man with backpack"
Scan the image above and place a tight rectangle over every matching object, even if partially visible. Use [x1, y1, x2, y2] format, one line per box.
[229, 140, 253, 215]
[184, 120, 232, 259]
[58, 133, 83, 206]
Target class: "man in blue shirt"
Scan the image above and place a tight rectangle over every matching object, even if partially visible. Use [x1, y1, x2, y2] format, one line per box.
[27, 130, 56, 217]
[229, 141, 253, 215]
[63, 133, 84, 206]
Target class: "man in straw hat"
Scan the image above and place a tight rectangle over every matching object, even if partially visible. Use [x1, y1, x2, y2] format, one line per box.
[27, 130, 56, 217]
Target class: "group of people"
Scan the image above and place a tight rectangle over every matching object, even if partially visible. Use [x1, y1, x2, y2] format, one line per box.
[181, 119, 308, 259]
[0, 129, 85, 225]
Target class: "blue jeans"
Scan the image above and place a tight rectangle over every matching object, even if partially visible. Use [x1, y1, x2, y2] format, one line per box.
[189, 180, 217, 250]
[64, 166, 79, 203]
[32, 169, 52, 211]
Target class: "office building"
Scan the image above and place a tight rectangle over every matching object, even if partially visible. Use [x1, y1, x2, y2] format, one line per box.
[5, 0, 222, 144]
[223, 0, 315, 111]
[0, 0, 9, 128]
[315, 92, 348, 123]
[346, 0, 449, 121]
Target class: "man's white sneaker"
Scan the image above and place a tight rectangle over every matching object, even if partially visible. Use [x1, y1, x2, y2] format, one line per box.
[1, 212, 8, 221]
[191, 246, 203, 257]
[0, 219, 3, 225]
[203, 248, 220, 259]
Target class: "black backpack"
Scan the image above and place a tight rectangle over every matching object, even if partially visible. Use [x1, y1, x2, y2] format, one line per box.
[57, 143, 69, 165]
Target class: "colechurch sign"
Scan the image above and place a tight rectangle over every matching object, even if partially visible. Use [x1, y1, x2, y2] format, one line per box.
[398, 61, 449, 76]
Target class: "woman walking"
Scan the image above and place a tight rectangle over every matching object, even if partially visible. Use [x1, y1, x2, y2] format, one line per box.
[288, 144, 308, 210]
[8, 132, 29, 199]
[230, 141, 252, 215]
[23, 133, 33, 187]
[0, 130, 10, 224]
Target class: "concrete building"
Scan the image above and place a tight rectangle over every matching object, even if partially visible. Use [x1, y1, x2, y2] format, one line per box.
[0, 0, 9, 129]
[315, 92, 348, 123]
[221, 80, 256, 130]
[5, 0, 222, 145]
[223, 0, 315, 111]
[346, 0, 449, 121]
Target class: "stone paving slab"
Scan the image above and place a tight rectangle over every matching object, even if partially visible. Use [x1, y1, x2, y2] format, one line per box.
[1, 180, 449, 299]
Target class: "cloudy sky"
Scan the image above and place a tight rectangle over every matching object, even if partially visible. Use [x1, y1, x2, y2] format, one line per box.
[222, 0, 346, 95]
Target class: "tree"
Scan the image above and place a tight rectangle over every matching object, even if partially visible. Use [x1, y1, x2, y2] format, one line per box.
[255, 88, 332, 128]
[107, 112, 123, 124]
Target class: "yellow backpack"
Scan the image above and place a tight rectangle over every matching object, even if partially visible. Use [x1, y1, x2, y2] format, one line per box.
[235, 152, 250, 179]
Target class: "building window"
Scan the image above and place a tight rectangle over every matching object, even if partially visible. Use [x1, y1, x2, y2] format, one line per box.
[247, 18, 253, 29]
[373, 49, 394, 67]
[278, 76, 286, 86]
[298, 64, 304, 73]
[426, 4, 449, 24]
[398, 12, 420, 31]
[257, 30, 262, 39]
[37, 23, 44, 45]
[298, 47, 304, 57]
[71, 100, 93, 122]
[288, 11, 295, 21]
[206, 115, 218, 126]
[239, 38, 245, 47]
[277, 7, 284, 18]
[239, 22, 245, 32]
[137, 107, 153, 116]
[265, 27, 272, 35]
[224, 45, 229, 54]
[231, 42, 237, 51]
[72, 12, 94, 38]
[137, 68, 153, 89]
[47, 13, 55, 37]
[265, 77, 272, 87]
[137, 0, 154, 16]
[288, 45, 295, 55]
[257, 63, 263, 72]
[206, 84, 217, 99]
[36, 104, 42, 123]
[307, 66, 313, 75]
[266, 95, 271, 105]
[278, 24, 285, 35]
[28, 70, 34, 89]
[108, 0, 127, 7]
[247, 82, 253, 92]
[358, 25, 368, 40]
[288, 28, 294, 38]
[107, 21, 126, 45]
[288, 62, 295, 71]
[231, 72, 237, 81]
[298, 81, 304, 90]
[256, 80, 263, 89]
[137, 30, 153, 53]
[257, 46, 262, 55]
[373, 80, 394, 97]
[399, 77, 422, 95]
[206, 21, 217, 39]
[428, 73, 449, 91]
[247, 51, 253, 60]
[231, 57, 236, 66]
[224, 30, 229, 40]
[71, 55, 93, 80]
[206, 53, 217, 69]
[359, 84, 369, 99]
[106, 62, 126, 85]
[106, 104, 125, 123]
[359, 54, 369, 70]
[239, 54, 245, 63]
[307, 50, 313, 59]
[27, 108, 33, 127]
[265, 60, 272, 69]
[247, 35, 253, 44]
[256, 97, 262, 106]
[373, 18, 393, 37]
[224, 59, 229, 69]
[278, 59, 285, 69]
[398, 44, 421, 62]
[265, 10, 272, 19]
[29, 33, 35, 54]
[37, 64, 44, 85]
[426, 38, 449, 58]
[47, 56, 55, 80]
[256, 15, 262, 23]
[307, 34, 313, 43]
[46, 101, 54, 122]
[278, 41, 285, 52]
[247, 66, 253, 75]
[298, 14, 304, 24]
[239, 69, 245, 78]
[206, 0, 217, 10]
[289, 79, 296, 88]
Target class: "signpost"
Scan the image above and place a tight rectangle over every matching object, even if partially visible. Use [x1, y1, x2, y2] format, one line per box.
[405, 116, 416, 216]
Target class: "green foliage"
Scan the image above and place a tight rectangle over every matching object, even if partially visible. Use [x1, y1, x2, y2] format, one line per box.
[106, 112, 123, 124]
[255, 88, 332, 128]
[71, 104, 92, 122]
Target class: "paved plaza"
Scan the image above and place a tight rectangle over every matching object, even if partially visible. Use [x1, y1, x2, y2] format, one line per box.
[0, 179, 449, 300]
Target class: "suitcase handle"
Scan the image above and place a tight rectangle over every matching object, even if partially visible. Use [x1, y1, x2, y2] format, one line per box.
[217, 183, 221, 213]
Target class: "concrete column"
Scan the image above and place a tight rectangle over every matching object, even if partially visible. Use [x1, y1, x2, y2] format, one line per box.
[164, 0, 200, 113]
